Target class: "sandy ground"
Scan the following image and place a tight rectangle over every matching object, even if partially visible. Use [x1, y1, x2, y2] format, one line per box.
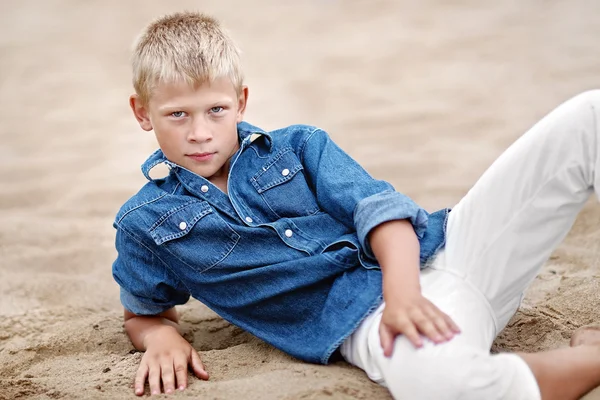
[2, 0, 600, 398]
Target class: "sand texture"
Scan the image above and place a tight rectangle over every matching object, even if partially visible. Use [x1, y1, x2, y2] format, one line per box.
[2, 0, 600, 398]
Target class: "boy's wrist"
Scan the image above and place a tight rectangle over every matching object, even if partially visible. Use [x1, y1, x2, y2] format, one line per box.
[142, 324, 181, 349]
[383, 278, 422, 305]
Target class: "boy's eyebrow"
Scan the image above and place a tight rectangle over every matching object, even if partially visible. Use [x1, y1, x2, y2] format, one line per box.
[158, 98, 235, 112]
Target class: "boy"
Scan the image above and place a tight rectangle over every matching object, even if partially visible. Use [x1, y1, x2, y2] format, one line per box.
[112, 11, 600, 399]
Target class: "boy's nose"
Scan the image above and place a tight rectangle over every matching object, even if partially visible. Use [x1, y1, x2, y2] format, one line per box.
[187, 125, 213, 142]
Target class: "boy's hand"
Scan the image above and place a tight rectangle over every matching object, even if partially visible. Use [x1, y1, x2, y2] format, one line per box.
[379, 289, 461, 357]
[134, 325, 209, 396]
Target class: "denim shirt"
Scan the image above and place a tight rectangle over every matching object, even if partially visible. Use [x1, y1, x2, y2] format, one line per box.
[112, 122, 449, 364]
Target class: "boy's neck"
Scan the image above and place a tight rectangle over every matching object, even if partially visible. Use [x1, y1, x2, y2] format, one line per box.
[209, 176, 229, 194]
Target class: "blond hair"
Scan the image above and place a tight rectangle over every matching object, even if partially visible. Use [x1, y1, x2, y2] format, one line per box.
[132, 11, 243, 104]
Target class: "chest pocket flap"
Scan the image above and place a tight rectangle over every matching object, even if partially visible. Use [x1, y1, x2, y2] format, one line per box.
[249, 147, 320, 219]
[149, 200, 212, 245]
[251, 148, 304, 193]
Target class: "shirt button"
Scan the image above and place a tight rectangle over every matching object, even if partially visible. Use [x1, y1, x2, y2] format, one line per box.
[201, 185, 209, 193]
[281, 168, 290, 177]
[179, 221, 187, 230]
[285, 229, 293, 238]
[245, 216, 253, 223]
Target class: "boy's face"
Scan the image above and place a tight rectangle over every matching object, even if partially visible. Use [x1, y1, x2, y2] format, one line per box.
[130, 78, 248, 184]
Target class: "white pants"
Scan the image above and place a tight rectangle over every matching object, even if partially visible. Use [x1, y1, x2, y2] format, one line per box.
[340, 90, 600, 400]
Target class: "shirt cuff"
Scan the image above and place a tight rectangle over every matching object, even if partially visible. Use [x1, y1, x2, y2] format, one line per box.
[120, 287, 173, 316]
[354, 190, 429, 260]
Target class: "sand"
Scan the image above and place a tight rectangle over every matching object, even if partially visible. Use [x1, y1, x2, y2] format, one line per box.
[2, 0, 600, 398]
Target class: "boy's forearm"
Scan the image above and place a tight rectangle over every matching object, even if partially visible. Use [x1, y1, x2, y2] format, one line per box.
[124, 308, 181, 351]
[368, 219, 421, 304]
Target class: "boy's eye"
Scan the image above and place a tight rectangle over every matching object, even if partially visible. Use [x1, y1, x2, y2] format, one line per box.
[171, 111, 186, 118]
[210, 106, 224, 114]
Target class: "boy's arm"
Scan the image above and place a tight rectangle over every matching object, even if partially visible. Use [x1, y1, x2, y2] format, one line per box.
[113, 226, 206, 395]
[299, 128, 457, 352]
[300, 129, 429, 261]
[368, 219, 460, 356]
[124, 307, 209, 396]
[124, 307, 180, 350]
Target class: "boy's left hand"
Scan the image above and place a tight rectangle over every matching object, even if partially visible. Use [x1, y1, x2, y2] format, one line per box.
[379, 290, 461, 357]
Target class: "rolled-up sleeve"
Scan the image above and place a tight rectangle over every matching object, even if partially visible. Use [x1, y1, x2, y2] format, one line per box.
[354, 190, 429, 258]
[112, 225, 190, 315]
[300, 128, 429, 260]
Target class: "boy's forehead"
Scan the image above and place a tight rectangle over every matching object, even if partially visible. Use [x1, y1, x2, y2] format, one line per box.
[149, 78, 238, 105]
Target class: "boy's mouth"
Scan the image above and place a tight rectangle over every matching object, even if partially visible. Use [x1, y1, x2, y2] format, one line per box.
[187, 152, 215, 162]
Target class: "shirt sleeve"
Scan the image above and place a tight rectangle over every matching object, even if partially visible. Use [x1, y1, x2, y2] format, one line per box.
[299, 128, 429, 259]
[112, 224, 191, 315]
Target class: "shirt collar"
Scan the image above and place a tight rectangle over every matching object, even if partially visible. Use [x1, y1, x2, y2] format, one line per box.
[237, 121, 272, 147]
[140, 121, 272, 181]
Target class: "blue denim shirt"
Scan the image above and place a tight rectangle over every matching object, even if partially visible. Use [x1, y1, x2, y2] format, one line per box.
[112, 122, 449, 364]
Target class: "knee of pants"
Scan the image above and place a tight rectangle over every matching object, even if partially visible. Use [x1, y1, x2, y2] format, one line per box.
[565, 90, 600, 136]
[370, 335, 540, 400]
[574, 89, 600, 108]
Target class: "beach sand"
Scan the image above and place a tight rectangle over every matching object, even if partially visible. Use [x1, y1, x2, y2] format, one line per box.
[2, 0, 600, 398]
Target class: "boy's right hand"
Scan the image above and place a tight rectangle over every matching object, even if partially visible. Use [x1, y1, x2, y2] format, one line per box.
[134, 325, 209, 396]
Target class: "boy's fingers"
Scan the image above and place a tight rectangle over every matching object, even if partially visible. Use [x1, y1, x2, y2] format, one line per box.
[422, 303, 455, 340]
[160, 360, 176, 394]
[134, 362, 149, 396]
[428, 305, 461, 337]
[148, 363, 162, 396]
[447, 316, 461, 333]
[379, 322, 395, 357]
[174, 355, 188, 391]
[402, 322, 422, 349]
[191, 351, 209, 380]
[390, 315, 422, 349]
[424, 307, 454, 340]
[411, 308, 442, 343]
[435, 316, 455, 339]
[415, 317, 444, 343]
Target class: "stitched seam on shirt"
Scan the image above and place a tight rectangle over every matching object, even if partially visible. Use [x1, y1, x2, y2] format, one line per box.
[162, 231, 240, 273]
[251, 147, 294, 181]
[149, 199, 208, 231]
[260, 192, 284, 220]
[298, 127, 322, 164]
[170, 182, 181, 194]
[147, 204, 241, 272]
[196, 233, 241, 274]
[247, 143, 271, 159]
[142, 149, 166, 178]
[255, 164, 303, 193]
[116, 223, 192, 294]
[117, 192, 169, 224]
[151, 208, 213, 245]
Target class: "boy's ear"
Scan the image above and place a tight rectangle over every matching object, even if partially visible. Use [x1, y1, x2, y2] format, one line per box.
[129, 94, 153, 131]
[236, 86, 249, 123]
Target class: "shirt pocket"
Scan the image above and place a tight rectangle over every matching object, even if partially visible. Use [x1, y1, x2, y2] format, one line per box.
[149, 200, 240, 273]
[250, 148, 320, 219]
[321, 240, 360, 268]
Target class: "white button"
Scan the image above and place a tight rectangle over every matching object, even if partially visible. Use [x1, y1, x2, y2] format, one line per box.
[285, 229, 293, 238]
[179, 221, 187, 230]
[245, 216, 253, 223]
[282, 169, 290, 177]
[201, 185, 209, 193]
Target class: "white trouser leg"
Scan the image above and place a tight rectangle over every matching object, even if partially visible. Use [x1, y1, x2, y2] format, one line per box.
[341, 267, 541, 400]
[341, 90, 600, 399]
[445, 89, 600, 330]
